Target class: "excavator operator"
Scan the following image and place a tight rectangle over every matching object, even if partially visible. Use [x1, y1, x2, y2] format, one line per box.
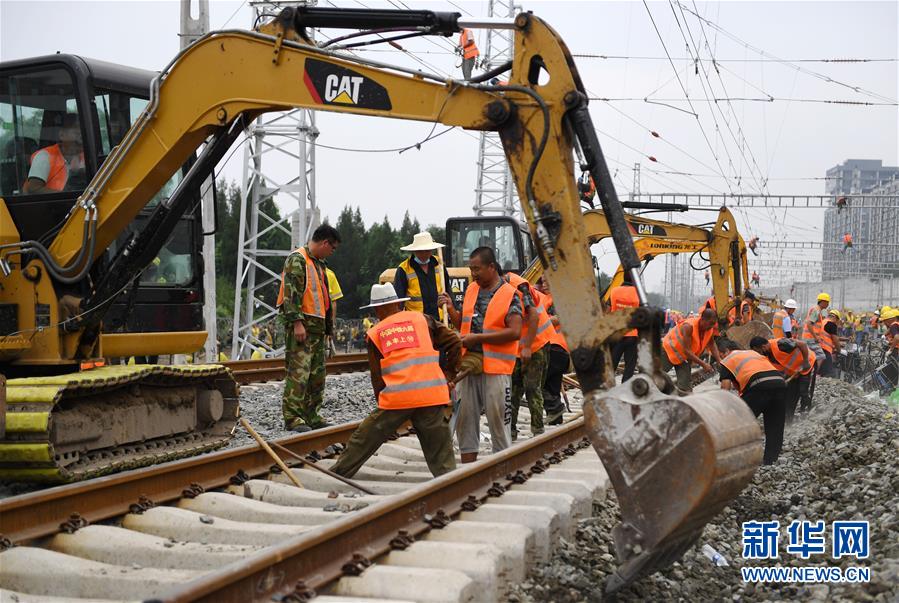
[23, 113, 86, 194]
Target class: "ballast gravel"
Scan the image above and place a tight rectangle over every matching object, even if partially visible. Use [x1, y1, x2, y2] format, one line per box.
[227, 372, 375, 449]
[509, 378, 899, 602]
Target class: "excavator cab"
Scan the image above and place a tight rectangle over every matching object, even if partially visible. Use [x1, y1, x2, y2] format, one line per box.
[0, 55, 206, 351]
[444, 215, 534, 302]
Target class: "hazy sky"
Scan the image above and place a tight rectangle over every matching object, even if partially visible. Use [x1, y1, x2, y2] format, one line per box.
[2, 0, 896, 291]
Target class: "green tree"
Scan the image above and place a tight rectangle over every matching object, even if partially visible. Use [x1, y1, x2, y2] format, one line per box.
[328, 206, 367, 316]
[396, 211, 421, 249]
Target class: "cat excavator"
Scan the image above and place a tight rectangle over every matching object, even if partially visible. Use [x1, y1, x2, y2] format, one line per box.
[0, 6, 763, 591]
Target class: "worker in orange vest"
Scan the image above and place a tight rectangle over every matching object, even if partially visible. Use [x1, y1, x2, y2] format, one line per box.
[503, 271, 555, 440]
[457, 27, 479, 80]
[23, 113, 86, 194]
[750, 336, 815, 423]
[331, 283, 461, 478]
[719, 339, 788, 464]
[609, 272, 641, 382]
[801, 292, 830, 374]
[534, 277, 569, 426]
[277, 224, 340, 432]
[441, 247, 522, 463]
[661, 308, 722, 393]
[751, 271, 760, 287]
[772, 298, 800, 338]
[842, 233, 853, 253]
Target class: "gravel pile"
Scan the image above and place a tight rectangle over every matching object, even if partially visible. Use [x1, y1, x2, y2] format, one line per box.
[510, 378, 899, 602]
[227, 372, 375, 449]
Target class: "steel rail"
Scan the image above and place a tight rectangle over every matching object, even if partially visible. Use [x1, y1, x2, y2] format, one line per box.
[223, 353, 369, 384]
[160, 418, 589, 603]
[0, 423, 362, 544]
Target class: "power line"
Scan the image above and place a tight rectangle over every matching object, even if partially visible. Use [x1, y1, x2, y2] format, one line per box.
[642, 0, 736, 194]
[590, 96, 898, 107]
[572, 54, 898, 63]
[674, 0, 897, 104]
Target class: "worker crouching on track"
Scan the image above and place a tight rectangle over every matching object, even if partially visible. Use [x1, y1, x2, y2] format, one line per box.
[442, 247, 522, 463]
[719, 340, 788, 465]
[504, 270, 554, 440]
[331, 283, 460, 478]
[661, 308, 722, 393]
[750, 336, 815, 423]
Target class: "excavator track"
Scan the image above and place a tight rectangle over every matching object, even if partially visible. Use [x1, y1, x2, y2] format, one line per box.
[583, 375, 763, 592]
[0, 365, 239, 483]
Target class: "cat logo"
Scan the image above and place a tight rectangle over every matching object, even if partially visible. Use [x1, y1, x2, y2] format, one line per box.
[628, 222, 667, 237]
[324, 75, 363, 104]
[303, 59, 392, 111]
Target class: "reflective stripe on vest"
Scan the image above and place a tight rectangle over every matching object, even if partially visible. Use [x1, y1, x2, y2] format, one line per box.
[368, 310, 449, 410]
[459, 28, 479, 59]
[721, 350, 779, 394]
[610, 285, 640, 337]
[767, 338, 815, 377]
[398, 257, 442, 320]
[460, 281, 518, 375]
[30, 144, 82, 191]
[662, 316, 713, 366]
[505, 273, 553, 354]
[276, 247, 328, 318]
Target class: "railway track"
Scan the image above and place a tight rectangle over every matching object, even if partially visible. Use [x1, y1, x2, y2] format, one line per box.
[0, 400, 602, 602]
[223, 352, 369, 384]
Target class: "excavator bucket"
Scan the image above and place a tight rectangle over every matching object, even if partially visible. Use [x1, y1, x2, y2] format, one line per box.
[727, 320, 774, 349]
[582, 375, 763, 592]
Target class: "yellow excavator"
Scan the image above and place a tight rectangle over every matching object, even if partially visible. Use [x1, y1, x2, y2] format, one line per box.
[0, 6, 763, 590]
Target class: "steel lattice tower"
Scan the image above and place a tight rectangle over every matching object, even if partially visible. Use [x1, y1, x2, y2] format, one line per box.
[473, 0, 520, 218]
[231, 1, 320, 359]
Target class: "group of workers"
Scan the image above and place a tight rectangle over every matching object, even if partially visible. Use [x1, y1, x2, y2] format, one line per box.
[278, 229, 572, 478]
[277, 222, 899, 478]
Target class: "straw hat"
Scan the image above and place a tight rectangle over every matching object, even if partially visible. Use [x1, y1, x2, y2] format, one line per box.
[359, 283, 410, 309]
[400, 231, 444, 252]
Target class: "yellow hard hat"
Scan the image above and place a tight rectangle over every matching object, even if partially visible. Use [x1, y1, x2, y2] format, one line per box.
[828, 310, 842, 320]
[883, 308, 899, 320]
[817, 293, 831, 302]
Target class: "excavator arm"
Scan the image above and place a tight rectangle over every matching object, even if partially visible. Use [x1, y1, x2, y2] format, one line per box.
[0, 7, 763, 589]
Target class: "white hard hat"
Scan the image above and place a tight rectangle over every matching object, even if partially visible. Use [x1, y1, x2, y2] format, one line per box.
[784, 299, 798, 309]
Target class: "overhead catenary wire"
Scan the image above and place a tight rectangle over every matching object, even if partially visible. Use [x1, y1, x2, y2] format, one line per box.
[642, 0, 736, 195]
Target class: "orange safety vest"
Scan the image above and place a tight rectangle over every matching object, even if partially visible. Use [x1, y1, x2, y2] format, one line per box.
[766, 338, 815, 377]
[368, 311, 449, 410]
[772, 310, 788, 338]
[662, 316, 714, 366]
[538, 291, 569, 352]
[459, 28, 479, 60]
[801, 305, 824, 345]
[721, 350, 779, 395]
[276, 247, 329, 318]
[610, 285, 640, 337]
[30, 144, 83, 191]
[460, 281, 518, 375]
[820, 318, 836, 354]
[505, 273, 554, 354]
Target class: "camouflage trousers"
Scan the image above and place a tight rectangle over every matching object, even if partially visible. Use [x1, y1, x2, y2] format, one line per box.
[510, 346, 548, 435]
[283, 329, 327, 429]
